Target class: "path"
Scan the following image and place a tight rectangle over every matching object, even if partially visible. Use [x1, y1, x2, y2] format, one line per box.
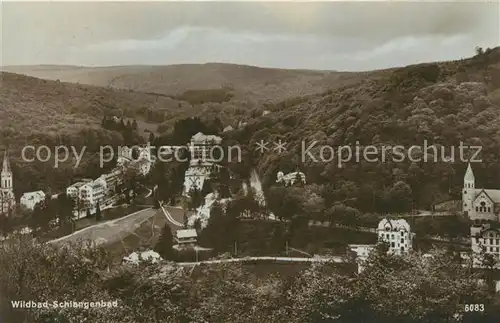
[160, 203, 183, 227]
[177, 255, 344, 266]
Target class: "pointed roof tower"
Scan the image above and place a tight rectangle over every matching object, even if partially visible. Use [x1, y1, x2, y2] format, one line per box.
[2, 149, 11, 175]
[464, 162, 474, 181]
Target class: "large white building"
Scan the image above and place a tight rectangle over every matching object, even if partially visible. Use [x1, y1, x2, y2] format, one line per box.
[79, 178, 107, 208]
[188, 132, 222, 166]
[98, 168, 122, 193]
[184, 166, 213, 194]
[183, 132, 222, 194]
[0, 151, 16, 216]
[470, 224, 500, 268]
[20, 190, 46, 211]
[462, 163, 500, 221]
[66, 179, 93, 199]
[349, 218, 413, 273]
[377, 218, 413, 255]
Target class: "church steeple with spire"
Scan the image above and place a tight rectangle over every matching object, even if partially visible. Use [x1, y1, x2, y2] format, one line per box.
[0, 149, 15, 216]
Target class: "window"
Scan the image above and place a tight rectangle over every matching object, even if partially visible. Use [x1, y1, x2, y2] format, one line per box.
[476, 206, 479, 212]
[401, 238, 404, 243]
[391, 234, 394, 239]
[391, 242, 395, 248]
[401, 246, 404, 252]
[491, 238, 494, 245]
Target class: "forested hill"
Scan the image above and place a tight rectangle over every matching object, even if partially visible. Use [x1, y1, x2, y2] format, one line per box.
[224, 47, 500, 214]
[2, 47, 500, 212]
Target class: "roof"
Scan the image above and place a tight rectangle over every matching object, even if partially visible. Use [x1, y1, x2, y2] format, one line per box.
[21, 190, 45, 199]
[377, 218, 411, 231]
[2, 150, 11, 174]
[464, 163, 475, 181]
[90, 181, 106, 189]
[69, 181, 87, 189]
[191, 132, 222, 144]
[479, 189, 500, 203]
[176, 229, 198, 239]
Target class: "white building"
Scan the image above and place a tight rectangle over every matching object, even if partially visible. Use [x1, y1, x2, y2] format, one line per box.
[276, 171, 306, 186]
[184, 166, 212, 194]
[0, 150, 16, 216]
[130, 158, 152, 176]
[20, 190, 46, 211]
[66, 180, 91, 199]
[471, 224, 500, 268]
[183, 132, 222, 194]
[188, 132, 222, 166]
[462, 163, 500, 221]
[174, 229, 198, 245]
[123, 250, 162, 265]
[79, 178, 107, 208]
[377, 218, 413, 255]
[98, 169, 122, 193]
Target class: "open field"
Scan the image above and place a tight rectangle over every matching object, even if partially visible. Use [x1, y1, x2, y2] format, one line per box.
[49, 207, 156, 245]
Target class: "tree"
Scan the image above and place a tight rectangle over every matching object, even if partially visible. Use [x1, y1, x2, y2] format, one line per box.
[154, 225, 173, 260]
[478, 245, 498, 295]
[148, 132, 155, 144]
[194, 218, 202, 232]
[198, 202, 229, 251]
[325, 201, 362, 228]
[266, 187, 305, 221]
[95, 203, 102, 221]
[30, 195, 56, 233]
[201, 179, 212, 197]
[188, 187, 203, 211]
[56, 193, 75, 229]
[387, 181, 413, 213]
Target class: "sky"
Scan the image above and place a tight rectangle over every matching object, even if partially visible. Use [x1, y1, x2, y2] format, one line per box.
[1, 0, 499, 71]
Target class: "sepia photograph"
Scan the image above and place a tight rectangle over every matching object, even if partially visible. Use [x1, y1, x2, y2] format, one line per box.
[1, 0, 500, 322]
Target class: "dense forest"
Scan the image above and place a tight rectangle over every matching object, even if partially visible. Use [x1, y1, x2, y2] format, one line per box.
[221, 48, 500, 217]
[1, 237, 499, 323]
[1, 48, 500, 219]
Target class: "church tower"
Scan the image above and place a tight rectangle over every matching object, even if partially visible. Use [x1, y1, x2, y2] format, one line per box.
[0, 150, 16, 216]
[462, 163, 475, 216]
